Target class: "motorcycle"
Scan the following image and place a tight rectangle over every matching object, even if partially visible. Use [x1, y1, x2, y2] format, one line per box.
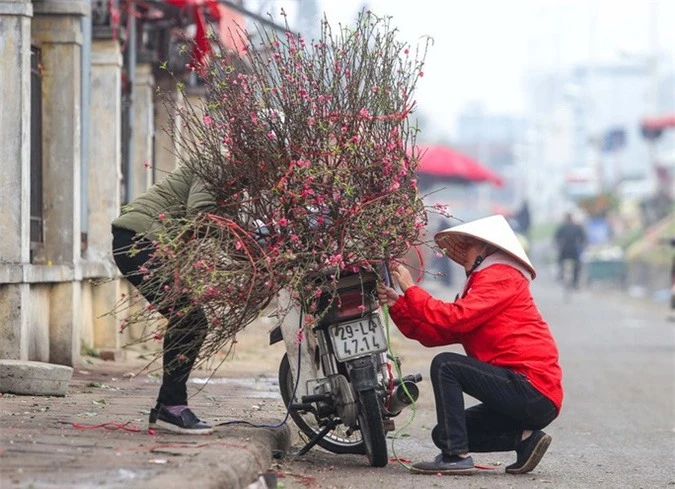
[268, 264, 422, 467]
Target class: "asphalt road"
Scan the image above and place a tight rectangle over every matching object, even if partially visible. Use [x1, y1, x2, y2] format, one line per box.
[259, 273, 675, 489]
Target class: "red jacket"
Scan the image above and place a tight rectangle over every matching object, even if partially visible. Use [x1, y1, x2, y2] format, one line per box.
[389, 263, 563, 411]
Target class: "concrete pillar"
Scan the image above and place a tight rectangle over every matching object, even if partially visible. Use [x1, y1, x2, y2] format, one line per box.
[0, 0, 33, 360]
[49, 281, 81, 365]
[153, 72, 183, 181]
[131, 62, 155, 197]
[32, 0, 88, 365]
[88, 37, 121, 261]
[87, 35, 122, 354]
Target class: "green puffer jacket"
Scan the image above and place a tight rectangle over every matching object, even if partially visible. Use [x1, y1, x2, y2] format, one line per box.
[112, 165, 216, 239]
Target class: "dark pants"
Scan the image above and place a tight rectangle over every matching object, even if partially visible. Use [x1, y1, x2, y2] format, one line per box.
[112, 226, 208, 406]
[429, 352, 558, 456]
[558, 252, 581, 287]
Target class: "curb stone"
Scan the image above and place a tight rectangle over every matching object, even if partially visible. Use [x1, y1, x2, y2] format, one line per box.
[0, 359, 73, 396]
[141, 423, 291, 489]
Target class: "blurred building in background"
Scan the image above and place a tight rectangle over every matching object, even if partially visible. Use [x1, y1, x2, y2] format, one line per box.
[517, 54, 674, 226]
[453, 103, 527, 208]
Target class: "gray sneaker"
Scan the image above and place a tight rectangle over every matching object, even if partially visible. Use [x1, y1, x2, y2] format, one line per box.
[506, 430, 552, 474]
[410, 454, 476, 475]
[149, 405, 213, 435]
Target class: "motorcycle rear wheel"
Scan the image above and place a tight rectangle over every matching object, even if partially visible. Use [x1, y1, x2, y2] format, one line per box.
[357, 388, 388, 467]
[278, 353, 366, 455]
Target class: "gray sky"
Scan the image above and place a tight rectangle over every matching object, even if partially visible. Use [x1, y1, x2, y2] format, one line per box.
[250, 0, 675, 137]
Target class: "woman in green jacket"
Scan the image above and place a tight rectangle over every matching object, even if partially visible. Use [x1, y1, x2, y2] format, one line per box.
[112, 165, 216, 435]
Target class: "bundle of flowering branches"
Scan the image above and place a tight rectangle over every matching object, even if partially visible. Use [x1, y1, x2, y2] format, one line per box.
[117, 10, 434, 365]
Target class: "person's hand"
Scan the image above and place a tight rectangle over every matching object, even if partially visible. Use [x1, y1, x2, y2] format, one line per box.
[391, 263, 415, 292]
[376, 282, 400, 308]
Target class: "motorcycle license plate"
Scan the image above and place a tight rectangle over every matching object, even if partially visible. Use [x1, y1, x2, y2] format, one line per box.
[329, 316, 387, 361]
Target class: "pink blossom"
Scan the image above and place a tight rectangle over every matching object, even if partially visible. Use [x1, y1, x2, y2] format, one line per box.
[327, 254, 344, 267]
[203, 114, 213, 125]
[158, 212, 166, 221]
[278, 218, 288, 227]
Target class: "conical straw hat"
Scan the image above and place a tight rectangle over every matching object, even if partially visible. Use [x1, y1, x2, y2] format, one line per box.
[434, 214, 536, 279]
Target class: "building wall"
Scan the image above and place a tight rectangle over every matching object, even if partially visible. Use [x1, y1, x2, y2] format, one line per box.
[519, 61, 675, 223]
[0, 0, 165, 365]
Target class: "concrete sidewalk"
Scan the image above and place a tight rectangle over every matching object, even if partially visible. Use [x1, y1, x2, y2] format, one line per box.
[0, 358, 291, 489]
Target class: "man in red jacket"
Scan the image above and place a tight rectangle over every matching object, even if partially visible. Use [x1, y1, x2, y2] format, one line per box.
[377, 214, 563, 475]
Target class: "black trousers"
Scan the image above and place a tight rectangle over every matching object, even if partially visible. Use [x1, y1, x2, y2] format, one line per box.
[112, 226, 208, 406]
[558, 252, 582, 287]
[429, 352, 558, 456]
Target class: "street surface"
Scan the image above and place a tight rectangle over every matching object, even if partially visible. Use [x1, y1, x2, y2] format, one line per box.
[226, 270, 675, 489]
[1, 269, 672, 489]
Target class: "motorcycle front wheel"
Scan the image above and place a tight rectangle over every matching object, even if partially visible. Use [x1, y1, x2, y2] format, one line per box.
[357, 388, 388, 467]
[278, 353, 366, 455]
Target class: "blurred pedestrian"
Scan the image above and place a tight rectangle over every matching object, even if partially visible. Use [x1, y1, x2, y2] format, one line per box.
[111, 165, 216, 435]
[377, 215, 563, 475]
[554, 212, 587, 289]
[430, 217, 454, 286]
[514, 201, 531, 238]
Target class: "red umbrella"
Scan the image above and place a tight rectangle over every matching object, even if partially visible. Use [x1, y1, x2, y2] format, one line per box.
[641, 114, 675, 130]
[415, 145, 504, 187]
[640, 114, 675, 140]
